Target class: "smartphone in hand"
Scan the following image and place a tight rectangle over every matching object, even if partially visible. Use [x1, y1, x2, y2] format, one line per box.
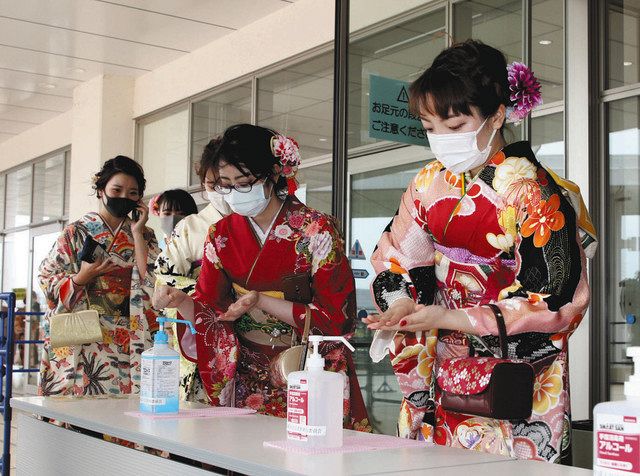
[131, 208, 140, 222]
[79, 236, 110, 263]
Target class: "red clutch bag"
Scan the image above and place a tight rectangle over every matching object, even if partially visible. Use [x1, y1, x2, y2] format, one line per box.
[436, 304, 534, 420]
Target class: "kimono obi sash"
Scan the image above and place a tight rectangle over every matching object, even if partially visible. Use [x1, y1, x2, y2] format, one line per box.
[231, 283, 294, 348]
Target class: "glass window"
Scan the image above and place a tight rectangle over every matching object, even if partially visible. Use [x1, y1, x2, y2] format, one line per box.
[32, 153, 65, 223]
[606, 0, 640, 89]
[532, 0, 564, 103]
[531, 112, 565, 176]
[453, 0, 523, 139]
[453, 0, 522, 60]
[349, 8, 446, 150]
[3, 230, 30, 301]
[349, 157, 426, 436]
[139, 104, 189, 195]
[64, 151, 70, 217]
[5, 166, 32, 229]
[191, 83, 252, 185]
[296, 162, 332, 215]
[606, 97, 640, 401]
[258, 52, 334, 160]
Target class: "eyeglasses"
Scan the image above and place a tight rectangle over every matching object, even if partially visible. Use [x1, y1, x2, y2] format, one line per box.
[213, 178, 262, 195]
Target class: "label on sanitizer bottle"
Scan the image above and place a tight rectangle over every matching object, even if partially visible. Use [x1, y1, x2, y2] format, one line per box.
[287, 379, 310, 441]
[596, 414, 640, 474]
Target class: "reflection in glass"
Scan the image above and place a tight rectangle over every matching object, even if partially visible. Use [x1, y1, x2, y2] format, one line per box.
[28, 229, 60, 381]
[607, 97, 640, 401]
[296, 162, 332, 215]
[453, 0, 522, 60]
[531, 112, 565, 177]
[453, 0, 523, 140]
[5, 167, 32, 229]
[350, 154, 425, 435]
[33, 154, 65, 223]
[191, 83, 252, 185]
[606, 0, 640, 89]
[3, 230, 30, 301]
[532, 0, 564, 103]
[140, 105, 189, 195]
[349, 8, 446, 150]
[258, 53, 334, 160]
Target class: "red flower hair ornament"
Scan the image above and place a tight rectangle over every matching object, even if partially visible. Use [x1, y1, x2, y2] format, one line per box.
[271, 134, 301, 195]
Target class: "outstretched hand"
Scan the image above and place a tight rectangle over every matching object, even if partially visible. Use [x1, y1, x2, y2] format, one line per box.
[218, 291, 260, 321]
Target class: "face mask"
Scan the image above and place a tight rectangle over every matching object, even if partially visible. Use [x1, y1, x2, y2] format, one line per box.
[102, 194, 138, 218]
[222, 182, 272, 217]
[206, 190, 227, 209]
[426, 119, 498, 175]
[158, 215, 183, 239]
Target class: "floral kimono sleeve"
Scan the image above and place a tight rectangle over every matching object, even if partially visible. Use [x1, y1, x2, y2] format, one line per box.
[370, 168, 438, 312]
[139, 226, 160, 291]
[291, 218, 356, 336]
[465, 174, 591, 337]
[154, 220, 197, 294]
[180, 225, 237, 405]
[38, 225, 84, 312]
[177, 225, 234, 363]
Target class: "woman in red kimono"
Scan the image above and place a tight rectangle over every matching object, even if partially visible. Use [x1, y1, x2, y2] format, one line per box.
[154, 124, 370, 431]
[364, 41, 596, 462]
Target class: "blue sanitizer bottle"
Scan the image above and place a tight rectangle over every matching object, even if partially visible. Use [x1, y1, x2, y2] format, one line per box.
[140, 317, 196, 414]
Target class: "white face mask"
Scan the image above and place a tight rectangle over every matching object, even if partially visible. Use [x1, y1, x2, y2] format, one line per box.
[426, 118, 498, 175]
[222, 182, 272, 217]
[206, 190, 227, 210]
[158, 215, 183, 239]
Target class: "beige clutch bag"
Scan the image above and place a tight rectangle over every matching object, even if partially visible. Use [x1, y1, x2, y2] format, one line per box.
[49, 310, 103, 349]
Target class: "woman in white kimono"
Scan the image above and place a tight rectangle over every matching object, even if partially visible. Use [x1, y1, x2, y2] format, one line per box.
[154, 137, 230, 402]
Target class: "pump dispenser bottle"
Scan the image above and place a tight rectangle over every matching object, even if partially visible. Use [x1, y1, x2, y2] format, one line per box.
[594, 347, 640, 474]
[286, 335, 354, 448]
[140, 317, 196, 414]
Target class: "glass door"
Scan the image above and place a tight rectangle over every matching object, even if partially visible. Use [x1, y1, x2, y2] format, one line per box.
[348, 147, 431, 435]
[25, 223, 62, 392]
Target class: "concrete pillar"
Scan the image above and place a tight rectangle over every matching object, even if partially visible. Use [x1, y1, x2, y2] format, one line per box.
[68, 75, 135, 221]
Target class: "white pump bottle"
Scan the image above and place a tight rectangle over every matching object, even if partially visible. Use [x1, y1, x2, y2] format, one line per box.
[286, 335, 354, 448]
[140, 317, 196, 414]
[594, 347, 640, 474]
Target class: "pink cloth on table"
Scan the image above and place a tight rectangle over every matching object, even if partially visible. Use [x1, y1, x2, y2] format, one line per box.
[125, 407, 256, 419]
[263, 434, 428, 455]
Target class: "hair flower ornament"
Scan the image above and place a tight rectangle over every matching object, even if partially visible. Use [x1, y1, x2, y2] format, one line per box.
[271, 134, 301, 195]
[148, 194, 161, 216]
[506, 62, 543, 125]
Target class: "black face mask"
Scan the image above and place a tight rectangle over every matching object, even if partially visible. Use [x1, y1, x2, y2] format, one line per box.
[102, 194, 138, 218]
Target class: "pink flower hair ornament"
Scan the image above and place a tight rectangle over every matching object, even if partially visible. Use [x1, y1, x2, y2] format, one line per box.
[148, 194, 161, 216]
[271, 134, 301, 195]
[506, 62, 543, 125]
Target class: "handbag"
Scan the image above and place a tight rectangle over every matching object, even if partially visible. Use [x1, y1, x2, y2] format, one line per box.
[269, 306, 312, 388]
[49, 227, 126, 349]
[49, 309, 103, 349]
[436, 304, 535, 420]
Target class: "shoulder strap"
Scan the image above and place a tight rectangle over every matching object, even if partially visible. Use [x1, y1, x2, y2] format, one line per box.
[297, 307, 312, 371]
[487, 304, 508, 359]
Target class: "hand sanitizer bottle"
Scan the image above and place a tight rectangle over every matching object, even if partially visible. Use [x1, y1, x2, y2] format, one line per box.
[286, 335, 355, 448]
[594, 347, 640, 474]
[140, 317, 196, 414]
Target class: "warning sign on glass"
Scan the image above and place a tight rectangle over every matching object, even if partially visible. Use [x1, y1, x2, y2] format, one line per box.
[368, 74, 428, 147]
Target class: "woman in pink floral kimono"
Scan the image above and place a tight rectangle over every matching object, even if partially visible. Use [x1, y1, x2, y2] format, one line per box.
[365, 40, 596, 463]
